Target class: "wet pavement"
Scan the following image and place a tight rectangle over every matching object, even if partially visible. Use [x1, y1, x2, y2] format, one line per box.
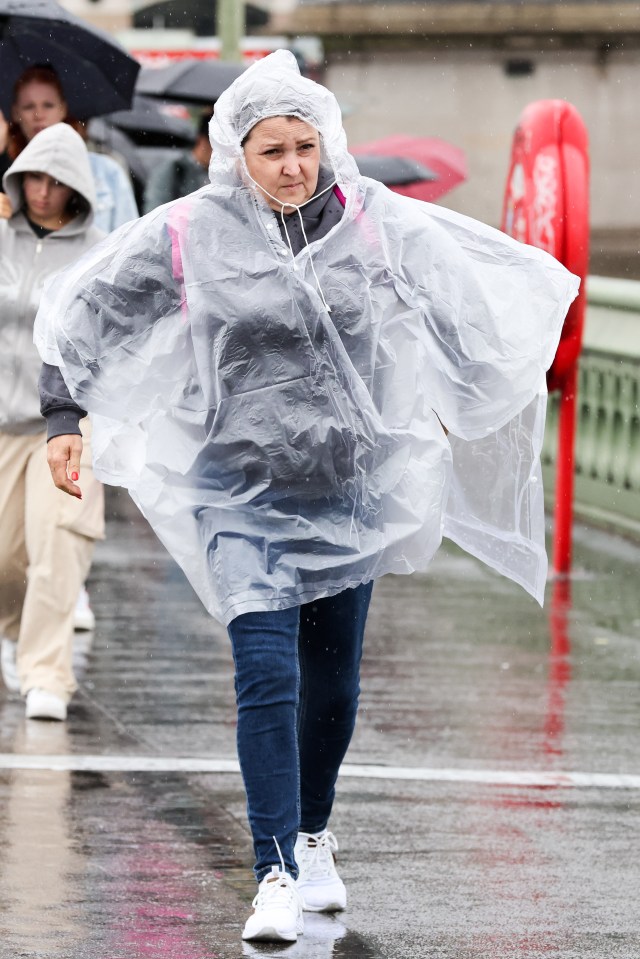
[1, 488, 639, 959]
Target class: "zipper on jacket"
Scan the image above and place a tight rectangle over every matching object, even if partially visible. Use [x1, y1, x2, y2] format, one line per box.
[7, 236, 46, 425]
[17, 237, 45, 323]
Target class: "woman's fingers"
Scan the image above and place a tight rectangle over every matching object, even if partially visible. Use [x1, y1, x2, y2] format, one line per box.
[0, 110, 8, 153]
[0, 194, 13, 220]
[47, 434, 83, 499]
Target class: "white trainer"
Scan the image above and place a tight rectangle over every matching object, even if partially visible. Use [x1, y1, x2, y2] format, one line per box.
[242, 912, 346, 957]
[294, 830, 347, 912]
[242, 866, 304, 943]
[73, 585, 95, 632]
[25, 687, 67, 722]
[1, 638, 20, 693]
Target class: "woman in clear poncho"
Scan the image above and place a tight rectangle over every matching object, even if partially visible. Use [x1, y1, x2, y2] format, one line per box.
[36, 51, 579, 942]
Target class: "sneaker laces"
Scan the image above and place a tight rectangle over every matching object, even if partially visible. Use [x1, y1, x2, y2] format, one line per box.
[252, 837, 302, 912]
[296, 830, 339, 879]
[251, 872, 301, 913]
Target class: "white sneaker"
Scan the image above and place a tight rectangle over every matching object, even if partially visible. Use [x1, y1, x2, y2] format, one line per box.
[242, 866, 304, 943]
[242, 912, 346, 957]
[73, 585, 95, 632]
[1, 638, 20, 693]
[25, 687, 67, 722]
[295, 830, 347, 912]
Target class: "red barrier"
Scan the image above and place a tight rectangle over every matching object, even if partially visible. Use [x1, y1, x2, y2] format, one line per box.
[501, 100, 590, 574]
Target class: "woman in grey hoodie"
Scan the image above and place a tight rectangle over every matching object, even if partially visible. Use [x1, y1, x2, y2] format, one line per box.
[0, 123, 105, 721]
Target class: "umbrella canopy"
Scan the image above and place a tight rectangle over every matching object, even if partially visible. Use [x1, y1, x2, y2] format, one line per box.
[101, 95, 197, 148]
[0, 0, 139, 119]
[352, 135, 467, 202]
[136, 60, 246, 106]
[353, 153, 437, 186]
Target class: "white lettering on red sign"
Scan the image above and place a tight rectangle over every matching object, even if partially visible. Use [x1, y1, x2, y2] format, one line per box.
[531, 153, 559, 256]
[504, 163, 528, 242]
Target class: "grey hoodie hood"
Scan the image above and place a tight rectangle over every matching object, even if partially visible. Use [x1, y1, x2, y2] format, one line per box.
[2, 123, 96, 229]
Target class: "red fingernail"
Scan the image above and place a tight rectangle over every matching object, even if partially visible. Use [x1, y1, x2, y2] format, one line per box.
[71, 472, 79, 481]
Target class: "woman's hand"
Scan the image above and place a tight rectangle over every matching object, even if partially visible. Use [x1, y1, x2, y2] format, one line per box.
[0, 109, 8, 154]
[47, 434, 83, 499]
[0, 194, 12, 220]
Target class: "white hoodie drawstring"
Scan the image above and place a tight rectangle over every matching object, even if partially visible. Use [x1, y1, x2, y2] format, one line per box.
[246, 172, 337, 313]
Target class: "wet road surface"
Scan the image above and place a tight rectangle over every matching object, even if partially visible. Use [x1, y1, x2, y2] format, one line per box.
[1, 489, 639, 958]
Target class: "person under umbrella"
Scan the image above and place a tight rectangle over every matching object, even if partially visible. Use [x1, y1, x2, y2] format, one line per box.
[0, 123, 105, 720]
[0, 64, 138, 233]
[36, 51, 578, 941]
[0, 0, 139, 120]
[143, 111, 213, 212]
[0, 64, 139, 632]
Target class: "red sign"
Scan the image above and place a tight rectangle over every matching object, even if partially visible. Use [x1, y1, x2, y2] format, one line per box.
[131, 48, 276, 69]
[502, 100, 590, 574]
[501, 100, 589, 390]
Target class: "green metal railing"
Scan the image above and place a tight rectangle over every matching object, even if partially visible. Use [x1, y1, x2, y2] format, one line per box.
[542, 276, 640, 535]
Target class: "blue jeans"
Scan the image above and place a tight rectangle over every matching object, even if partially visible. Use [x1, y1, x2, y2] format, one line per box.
[227, 582, 373, 882]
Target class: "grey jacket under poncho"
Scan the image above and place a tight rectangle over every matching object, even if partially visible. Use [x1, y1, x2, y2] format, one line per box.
[35, 51, 579, 624]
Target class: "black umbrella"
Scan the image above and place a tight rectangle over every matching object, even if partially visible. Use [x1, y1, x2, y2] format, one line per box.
[101, 95, 197, 148]
[0, 0, 139, 119]
[136, 60, 246, 106]
[353, 154, 437, 187]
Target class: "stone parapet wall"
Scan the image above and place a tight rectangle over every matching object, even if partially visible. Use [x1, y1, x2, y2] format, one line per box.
[269, 2, 640, 37]
[322, 45, 640, 232]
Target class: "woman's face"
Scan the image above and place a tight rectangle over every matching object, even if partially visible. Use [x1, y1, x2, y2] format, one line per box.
[23, 171, 74, 229]
[11, 81, 67, 141]
[243, 116, 321, 211]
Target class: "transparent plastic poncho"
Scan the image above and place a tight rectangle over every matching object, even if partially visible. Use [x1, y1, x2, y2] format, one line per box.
[35, 50, 579, 624]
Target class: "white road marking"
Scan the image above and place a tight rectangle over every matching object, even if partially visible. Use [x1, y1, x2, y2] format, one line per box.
[0, 754, 638, 789]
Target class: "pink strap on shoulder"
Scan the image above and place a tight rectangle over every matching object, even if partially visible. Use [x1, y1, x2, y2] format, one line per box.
[167, 199, 192, 284]
[167, 199, 193, 320]
[333, 184, 377, 246]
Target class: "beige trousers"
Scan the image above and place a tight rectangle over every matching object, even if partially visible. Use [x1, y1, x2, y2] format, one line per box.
[0, 428, 105, 701]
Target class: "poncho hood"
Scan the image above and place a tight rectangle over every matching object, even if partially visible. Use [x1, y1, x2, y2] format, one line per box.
[35, 51, 579, 623]
[208, 49, 359, 194]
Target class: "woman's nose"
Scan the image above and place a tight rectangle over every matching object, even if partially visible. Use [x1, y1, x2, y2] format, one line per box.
[282, 152, 301, 176]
